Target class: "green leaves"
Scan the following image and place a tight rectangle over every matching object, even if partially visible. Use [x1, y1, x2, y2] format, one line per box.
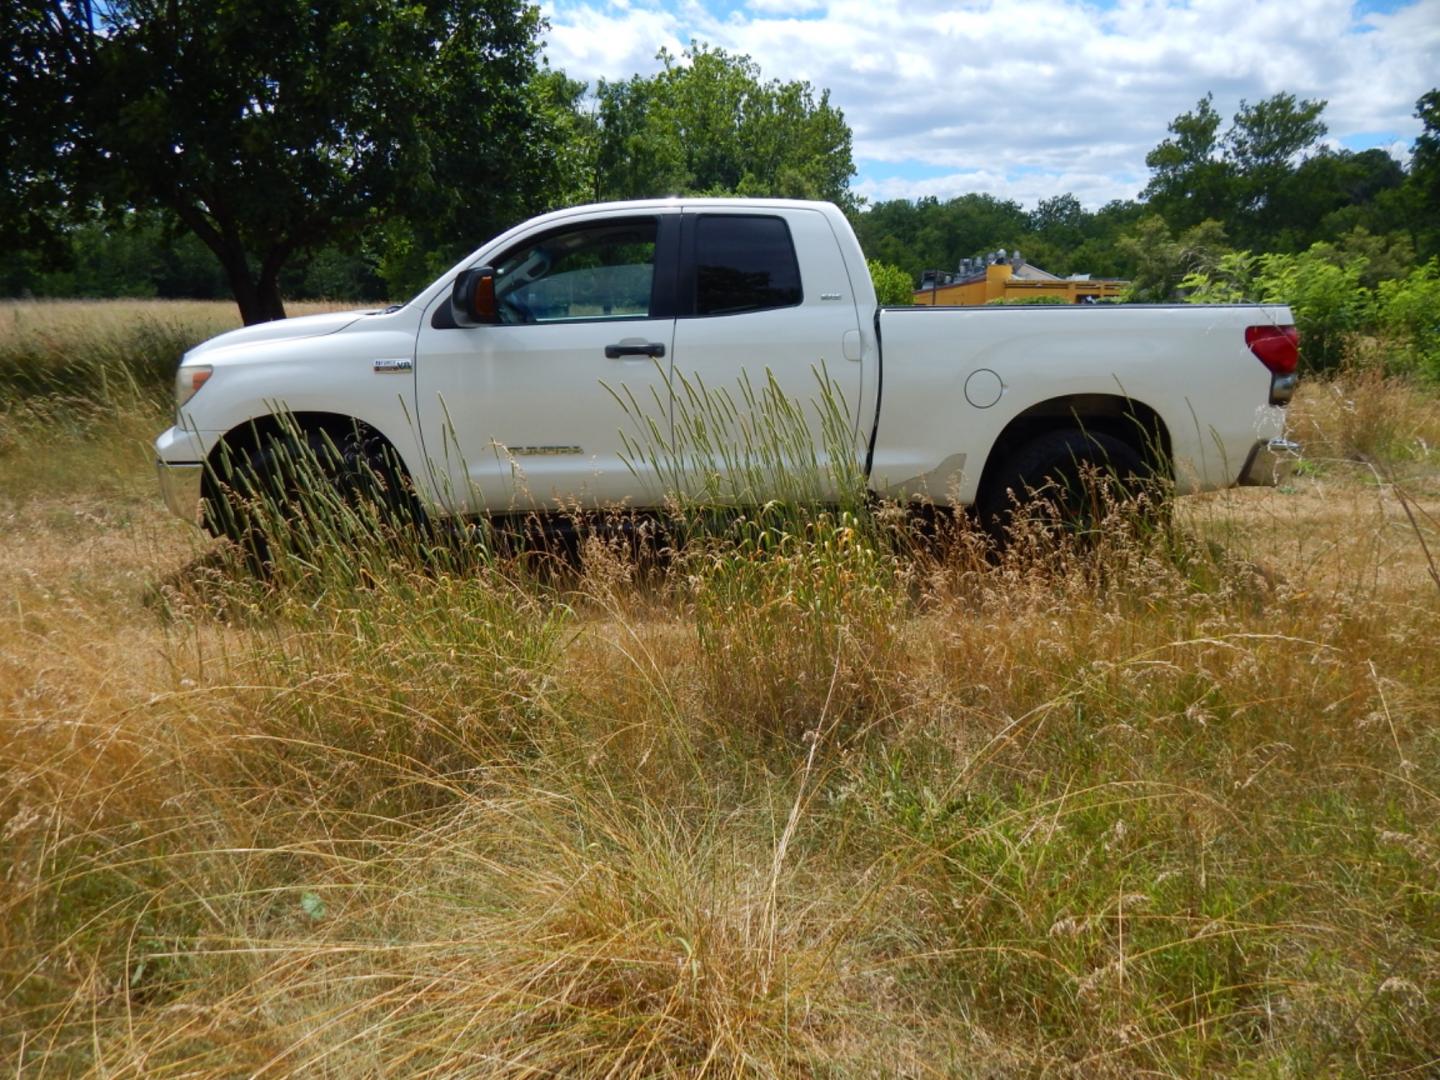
[593, 43, 856, 210]
[2, 0, 566, 322]
[1378, 259, 1440, 378]
[299, 891, 326, 922]
[866, 259, 915, 306]
[1179, 245, 1440, 375]
[1117, 216, 1231, 303]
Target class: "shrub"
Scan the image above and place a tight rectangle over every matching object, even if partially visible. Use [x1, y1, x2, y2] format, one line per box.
[867, 259, 915, 306]
[1119, 216, 1230, 302]
[1259, 249, 1373, 372]
[1377, 259, 1440, 379]
[1182, 248, 1372, 372]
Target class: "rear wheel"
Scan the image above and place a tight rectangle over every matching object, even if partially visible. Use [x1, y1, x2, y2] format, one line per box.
[978, 429, 1156, 544]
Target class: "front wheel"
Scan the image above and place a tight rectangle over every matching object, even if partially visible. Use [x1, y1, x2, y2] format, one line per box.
[208, 426, 424, 568]
[978, 429, 1162, 544]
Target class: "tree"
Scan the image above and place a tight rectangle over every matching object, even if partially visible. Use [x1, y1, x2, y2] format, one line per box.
[1404, 89, 1440, 258]
[1225, 93, 1328, 177]
[593, 44, 856, 209]
[1028, 194, 1084, 241]
[1271, 148, 1406, 251]
[0, 3, 80, 265]
[1410, 90, 1440, 204]
[593, 71, 690, 202]
[851, 193, 1030, 282]
[1328, 227, 1414, 289]
[1117, 216, 1230, 302]
[867, 259, 914, 306]
[2, 0, 568, 324]
[1020, 193, 1091, 275]
[1142, 92, 1329, 247]
[1225, 92, 1327, 239]
[1141, 93, 1236, 229]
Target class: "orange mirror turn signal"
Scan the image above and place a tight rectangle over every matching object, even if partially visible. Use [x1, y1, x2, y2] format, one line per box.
[452, 266, 499, 326]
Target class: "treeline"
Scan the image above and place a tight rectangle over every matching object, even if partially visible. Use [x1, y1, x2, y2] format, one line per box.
[855, 91, 1437, 291]
[2, 216, 385, 303]
[856, 90, 1440, 377]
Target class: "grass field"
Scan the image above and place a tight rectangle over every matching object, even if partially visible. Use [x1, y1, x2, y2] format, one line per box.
[2, 301, 1438, 1076]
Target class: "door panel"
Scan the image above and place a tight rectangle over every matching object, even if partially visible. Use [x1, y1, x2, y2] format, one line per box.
[669, 208, 865, 503]
[414, 213, 678, 513]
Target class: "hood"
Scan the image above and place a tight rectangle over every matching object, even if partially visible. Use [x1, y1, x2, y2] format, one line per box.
[188, 309, 375, 359]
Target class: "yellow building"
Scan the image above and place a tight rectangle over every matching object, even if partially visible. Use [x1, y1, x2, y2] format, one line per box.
[914, 253, 1127, 306]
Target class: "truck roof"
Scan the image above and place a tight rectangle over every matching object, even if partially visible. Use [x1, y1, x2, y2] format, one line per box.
[514, 196, 841, 229]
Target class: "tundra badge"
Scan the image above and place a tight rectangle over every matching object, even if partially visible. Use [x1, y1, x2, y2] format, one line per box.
[373, 358, 413, 374]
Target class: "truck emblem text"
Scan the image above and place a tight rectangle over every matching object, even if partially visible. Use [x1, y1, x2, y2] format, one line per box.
[512, 445, 584, 457]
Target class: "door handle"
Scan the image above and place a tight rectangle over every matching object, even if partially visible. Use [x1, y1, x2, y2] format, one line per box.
[605, 341, 666, 359]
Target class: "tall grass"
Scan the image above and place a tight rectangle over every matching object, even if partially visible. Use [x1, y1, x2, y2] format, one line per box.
[0, 299, 351, 400]
[0, 300, 356, 507]
[2, 306, 1438, 1075]
[611, 363, 867, 520]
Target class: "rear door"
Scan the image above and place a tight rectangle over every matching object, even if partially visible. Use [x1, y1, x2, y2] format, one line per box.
[665, 208, 866, 503]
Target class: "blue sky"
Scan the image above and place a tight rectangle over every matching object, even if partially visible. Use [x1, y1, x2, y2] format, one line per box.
[538, 0, 1440, 209]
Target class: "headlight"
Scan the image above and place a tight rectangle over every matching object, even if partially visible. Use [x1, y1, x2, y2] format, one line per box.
[175, 364, 213, 410]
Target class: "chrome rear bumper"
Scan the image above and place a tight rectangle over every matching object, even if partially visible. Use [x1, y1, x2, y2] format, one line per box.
[156, 460, 205, 525]
[1239, 438, 1302, 487]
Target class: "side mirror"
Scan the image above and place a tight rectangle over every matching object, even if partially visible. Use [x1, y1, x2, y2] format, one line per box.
[451, 266, 499, 326]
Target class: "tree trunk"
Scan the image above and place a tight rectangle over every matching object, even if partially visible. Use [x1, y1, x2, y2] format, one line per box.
[252, 270, 288, 325]
[222, 254, 287, 325]
[169, 202, 289, 325]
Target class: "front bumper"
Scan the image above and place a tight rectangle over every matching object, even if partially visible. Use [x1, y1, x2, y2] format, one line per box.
[1238, 438, 1302, 487]
[156, 460, 205, 525]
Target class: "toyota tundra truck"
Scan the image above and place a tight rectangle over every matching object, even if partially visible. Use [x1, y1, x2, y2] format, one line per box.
[154, 198, 1299, 536]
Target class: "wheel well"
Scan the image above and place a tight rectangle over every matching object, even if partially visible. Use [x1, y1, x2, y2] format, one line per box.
[976, 394, 1172, 502]
[200, 412, 406, 510]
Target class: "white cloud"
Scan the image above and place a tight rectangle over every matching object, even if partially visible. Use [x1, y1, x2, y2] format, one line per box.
[540, 0, 1440, 207]
[745, 0, 826, 14]
[541, 2, 686, 81]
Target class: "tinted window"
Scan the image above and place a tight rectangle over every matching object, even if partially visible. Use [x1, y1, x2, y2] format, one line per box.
[494, 219, 657, 324]
[694, 215, 802, 316]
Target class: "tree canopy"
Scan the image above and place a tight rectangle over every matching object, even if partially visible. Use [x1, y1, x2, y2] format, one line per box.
[853, 88, 1434, 306]
[1141, 93, 1234, 230]
[592, 44, 856, 209]
[2, 0, 571, 323]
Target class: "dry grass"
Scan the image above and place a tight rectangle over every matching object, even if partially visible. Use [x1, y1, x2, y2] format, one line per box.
[1287, 365, 1440, 473]
[0, 298, 352, 346]
[0, 299, 355, 401]
[2, 311, 1439, 1076]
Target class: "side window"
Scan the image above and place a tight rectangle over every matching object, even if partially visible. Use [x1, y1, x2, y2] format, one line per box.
[494, 219, 658, 324]
[694, 215, 802, 316]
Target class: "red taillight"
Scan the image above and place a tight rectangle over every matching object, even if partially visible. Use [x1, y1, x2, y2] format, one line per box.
[1246, 325, 1299, 375]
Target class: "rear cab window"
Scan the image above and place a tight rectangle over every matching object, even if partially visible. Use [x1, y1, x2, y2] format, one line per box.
[692, 215, 803, 316]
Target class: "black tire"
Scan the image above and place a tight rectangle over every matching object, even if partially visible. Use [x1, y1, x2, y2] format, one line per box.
[978, 429, 1154, 544]
[330, 427, 429, 531]
[208, 425, 424, 568]
[204, 429, 330, 567]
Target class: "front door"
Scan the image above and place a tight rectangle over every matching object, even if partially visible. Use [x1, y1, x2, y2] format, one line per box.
[414, 212, 679, 514]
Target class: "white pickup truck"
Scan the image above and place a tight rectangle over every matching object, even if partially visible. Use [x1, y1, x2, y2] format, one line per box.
[154, 198, 1298, 537]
